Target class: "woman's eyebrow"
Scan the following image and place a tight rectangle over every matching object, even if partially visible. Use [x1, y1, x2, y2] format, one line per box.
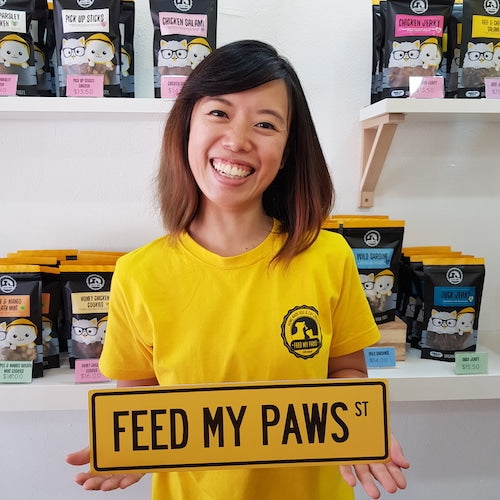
[203, 96, 287, 127]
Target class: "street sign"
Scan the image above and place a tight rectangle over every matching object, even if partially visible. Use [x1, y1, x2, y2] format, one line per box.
[89, 378, 389, 473]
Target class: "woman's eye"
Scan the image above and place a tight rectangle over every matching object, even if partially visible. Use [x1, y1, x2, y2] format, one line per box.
[256, 122, 276, 130]
[208, 110, 227, 118]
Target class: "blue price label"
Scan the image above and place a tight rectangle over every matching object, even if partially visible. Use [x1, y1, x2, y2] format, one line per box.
[364, 347, 396, 368]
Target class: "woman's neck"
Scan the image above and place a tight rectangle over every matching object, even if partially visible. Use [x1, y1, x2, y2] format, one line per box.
[188, 207, 274, 257]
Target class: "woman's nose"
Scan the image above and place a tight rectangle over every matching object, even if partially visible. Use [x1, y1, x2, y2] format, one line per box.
[222, 122, 251, 152]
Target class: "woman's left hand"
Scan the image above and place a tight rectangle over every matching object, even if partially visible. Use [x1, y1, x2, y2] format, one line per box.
[339, 433, 409, 499]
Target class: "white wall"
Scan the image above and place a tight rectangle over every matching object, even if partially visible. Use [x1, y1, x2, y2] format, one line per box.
[1, 1, 499, 499]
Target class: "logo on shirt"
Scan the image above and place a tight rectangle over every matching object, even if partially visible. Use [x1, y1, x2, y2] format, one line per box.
[281, 305, 322, 359]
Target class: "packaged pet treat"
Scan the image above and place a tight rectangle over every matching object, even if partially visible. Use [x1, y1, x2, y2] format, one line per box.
[322, 214, 390, 232]
[46, 0, 58, 95]
[420, 256, 485, 362]
[404, 251, 459, 347]
[53, 0, 121, 96]
[0, 0, 38, 95]
[0, 265, 43, 378]
[60, 264, 114, 368]
[30, 0, 52, 95]
[397, 246, 452, 335]
[0, 257, 61, 368]
[150, 0, 217, 98]
[337, 219, 405, 324]
[382, 0, 454, 98]
[372, 0, 385, 103]
[11, 248, 78, 261]
[444, 0, 462, 97]
[458, 0, 500, 97]
[119, 0, 134, 97]
[9, 249, 77, 351]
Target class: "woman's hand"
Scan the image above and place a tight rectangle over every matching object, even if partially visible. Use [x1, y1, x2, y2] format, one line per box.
[339, 433, 409, 499]
[66, 446, 145, 491]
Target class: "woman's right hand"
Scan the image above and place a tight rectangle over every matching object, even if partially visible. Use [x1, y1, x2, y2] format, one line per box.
[66, 446, 145, 491]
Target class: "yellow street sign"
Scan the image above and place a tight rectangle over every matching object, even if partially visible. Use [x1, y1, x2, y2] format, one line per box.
[89, 378, 389, 473]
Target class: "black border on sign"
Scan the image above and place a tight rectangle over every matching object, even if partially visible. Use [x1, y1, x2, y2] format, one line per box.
[90, 380, 389, 472]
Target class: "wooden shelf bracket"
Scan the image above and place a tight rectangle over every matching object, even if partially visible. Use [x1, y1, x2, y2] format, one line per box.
[359, 112, 405, 207]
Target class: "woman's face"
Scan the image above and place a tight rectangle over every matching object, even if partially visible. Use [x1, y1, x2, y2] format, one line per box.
[187, 79, 290, 214]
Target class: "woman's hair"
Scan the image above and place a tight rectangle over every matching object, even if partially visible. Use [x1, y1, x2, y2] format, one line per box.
[157, 39, 334, 264]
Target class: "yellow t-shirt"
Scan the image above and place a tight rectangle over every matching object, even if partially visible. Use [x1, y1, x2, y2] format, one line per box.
[99, 223, 380, 499]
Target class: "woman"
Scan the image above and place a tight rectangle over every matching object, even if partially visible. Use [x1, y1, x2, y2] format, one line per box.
[67, 40, 408, 499]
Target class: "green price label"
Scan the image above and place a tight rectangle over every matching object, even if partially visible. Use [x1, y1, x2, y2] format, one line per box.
[0, 361, 33, 384]
[454, 352, 488, 375]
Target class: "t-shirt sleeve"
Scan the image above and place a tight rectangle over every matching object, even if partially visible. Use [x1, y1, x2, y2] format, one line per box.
[329, 239, 381, 358]
[98, 259, 156, 381]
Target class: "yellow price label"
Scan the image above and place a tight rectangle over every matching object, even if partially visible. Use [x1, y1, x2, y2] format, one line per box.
[89, 379, 389, 473]
[472, 15, 500, 39]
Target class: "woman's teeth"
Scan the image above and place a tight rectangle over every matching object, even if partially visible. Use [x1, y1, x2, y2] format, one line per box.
[212, 160, 253, 178]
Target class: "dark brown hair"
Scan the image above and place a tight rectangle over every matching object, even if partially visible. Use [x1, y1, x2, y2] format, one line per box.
[157, 39, 334, 264]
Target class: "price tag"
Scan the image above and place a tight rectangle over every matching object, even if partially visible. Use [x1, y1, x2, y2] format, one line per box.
[454, 352, 488, 375]
[161, 75, 188, 99]
[0, 360, 33, 383]
[66, 75, 104, 97]
[409, 76, 444, 99]
[364, 347, 396, 368]
[484, 78, 500, 99]
[75, 359, 110, 384]
[0, 74, 18, 96]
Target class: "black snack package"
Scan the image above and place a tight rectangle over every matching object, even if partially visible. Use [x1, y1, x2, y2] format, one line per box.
[46, 1, 58, 95]
[0, 265, 43, 378]
[398, 246, 457, 346]
[420, 257, 485, 362]
[338, 219, 405, 325]
[30, 0, 52, 95]
[40, 266, 62, 368]
[53, 0, 121, 96]
[119, 0, 134, 97]
[458, 0, 500, 98]
[444, 0, 462, 97]
[0, 0, 38, 95]
[60, 265, 113, 368]
[382, 0, 454, 98]
[150, 0, 217, 98]
[372, 0, 385, 103]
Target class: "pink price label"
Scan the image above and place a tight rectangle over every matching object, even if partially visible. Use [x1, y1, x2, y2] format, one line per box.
[485, 78, 500, 99]
[66, 75, 104, 97]
[0, 74, 18, 96]
[75, 359, 110, 384]
[409, 76, 444, 98]
[395, 15, 445, 37]
[161, 75, 188, 99]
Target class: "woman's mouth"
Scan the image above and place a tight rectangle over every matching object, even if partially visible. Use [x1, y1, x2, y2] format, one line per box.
[211, 159, 254, 179]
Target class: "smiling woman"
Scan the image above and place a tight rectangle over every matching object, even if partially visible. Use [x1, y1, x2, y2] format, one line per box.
[66, 40, 409, 500]
[186, 80, 290, 252]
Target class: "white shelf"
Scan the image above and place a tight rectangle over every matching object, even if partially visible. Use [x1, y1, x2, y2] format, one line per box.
[1, 333, 499, 412]
[0, 96, 174, 118]
[358, 98, 500, 207]
[0, 357, 114, 412]
[369, 332, 500, 402]
[360, 97, 500, 122]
